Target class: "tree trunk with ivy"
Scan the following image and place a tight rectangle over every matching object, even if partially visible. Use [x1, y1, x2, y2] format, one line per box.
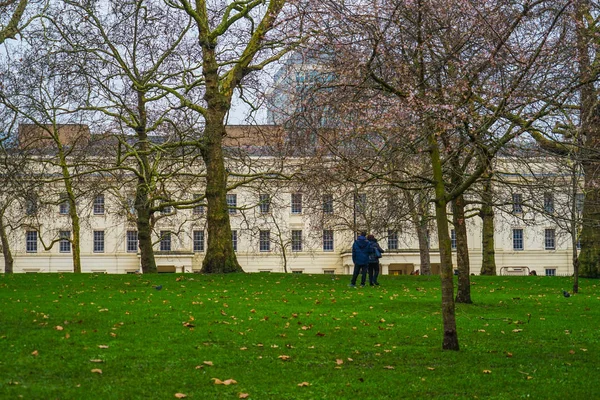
[575, 0, 600, 278]
[200, 109, 242, 273]
[133, 100, 158, 274]
[180, 0, 287, 273]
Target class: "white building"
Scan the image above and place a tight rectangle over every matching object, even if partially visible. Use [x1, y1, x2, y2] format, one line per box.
[0, 130, 580, 276]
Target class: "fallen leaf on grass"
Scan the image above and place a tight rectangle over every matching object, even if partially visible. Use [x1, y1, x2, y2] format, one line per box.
[174, 393, 187, 399]
[203, 361, 214, 366]
[512, 329, 523, 333]
[336, 359, 344, 365]
[483, 370, 492, 374]
[427, 367, 435, 371]
[31, 350, 39, 356]
[297, 382, 310, 387]
[89, 359, 104, 363]
[383, 366, 395, 370]
[91, 369, 102, 374]
[55, 326, 64, 331]
[239, 393, 249, 399]
[278, 355, 291, 361]
[98, 345, 109, 349]
[212, 378, 237, 385]
[569, 350, 575, 354]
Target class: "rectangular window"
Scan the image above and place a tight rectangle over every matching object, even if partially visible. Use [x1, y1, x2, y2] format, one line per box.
[513, 228, 524, 251]
[577, 237, 581, 249]
[193, 230, 205, 252]
[451, 229, 457, 250]
[291, 230, 302, 251]
[323, 230, 334, 251]
[59, 230, 71, 253]
[512, 193, 523, 213]
[161, 204, 173, 214]
[232, 230, 238, 252]
[59, 194, 70, 215]
[126, 230, 138, 253]
[25, 193, 38, 216]
[545, 268, 556, 276]
[355, 193, 367, 213]
[576, 193, 585, 213]
[227, 194, 237, 214]
[322, 194, 334, 214]
[259, 193, 271, 213]
[193, 194, 204, 215]
[127, 196, 136, 215]
[259, 230, 270, 252]
[93, 230, 105, 253]
[387, 230, 398, 250]
[26, 231, 38, 253]
[291, 193, 302, 214]
[545, 228, 556, 250]
[544, 193, 554, 213]
[93, 194, 105, 215]
[160, 231, 171, 251]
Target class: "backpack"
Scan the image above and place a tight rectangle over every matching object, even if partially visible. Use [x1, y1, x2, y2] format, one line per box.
[369, 242, 382, 261]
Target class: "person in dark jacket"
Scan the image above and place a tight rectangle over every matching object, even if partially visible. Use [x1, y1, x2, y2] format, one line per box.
[350, 231, 371, 287]
[366, 235, 384, 286]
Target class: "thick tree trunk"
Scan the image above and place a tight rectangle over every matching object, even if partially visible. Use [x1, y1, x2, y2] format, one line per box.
[429, 131, 459, 351]
[578, 168, 600, 278]
[453, 194, 472, 304]
[133, 92, 157, 274]
[200, 116, 242, 273]
[136, 188, 156, 274]
[480, 174, 496, 275]
[0, 211, 14, 273]
[576, 0, 600, 278]
[62, 174, 81, 273]
[571, 167, 580, 293]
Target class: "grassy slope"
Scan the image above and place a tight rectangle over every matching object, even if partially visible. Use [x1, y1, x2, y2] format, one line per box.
[0, 273, 598, 399]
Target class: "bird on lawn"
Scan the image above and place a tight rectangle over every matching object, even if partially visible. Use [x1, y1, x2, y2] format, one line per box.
[154, 285, 163, 290]
[563, 290, 571, 298]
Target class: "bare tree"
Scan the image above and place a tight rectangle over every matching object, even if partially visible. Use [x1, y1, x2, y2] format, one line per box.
[307, 0, 572, 351]
[156, 0, 307, 273]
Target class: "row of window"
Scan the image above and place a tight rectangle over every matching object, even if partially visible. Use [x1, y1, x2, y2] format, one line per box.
[30, 191, 590, 220]
[24, 229, 337, 254]
[512, 193, 585, 214]
[45, 193, 338, 217]
[512, 228, 561, 251]
[228, 193, 335, 215]
[26, 227, 564, 254]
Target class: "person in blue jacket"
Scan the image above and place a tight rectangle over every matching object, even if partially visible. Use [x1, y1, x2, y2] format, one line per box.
[367, 234, 384, 286]
[350, 231, 371, 287]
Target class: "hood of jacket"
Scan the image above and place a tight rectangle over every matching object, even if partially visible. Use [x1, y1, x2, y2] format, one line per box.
[355, 236, 370, 249]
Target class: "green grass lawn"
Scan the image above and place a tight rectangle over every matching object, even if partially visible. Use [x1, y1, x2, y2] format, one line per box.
[0, 272, 598, 399]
